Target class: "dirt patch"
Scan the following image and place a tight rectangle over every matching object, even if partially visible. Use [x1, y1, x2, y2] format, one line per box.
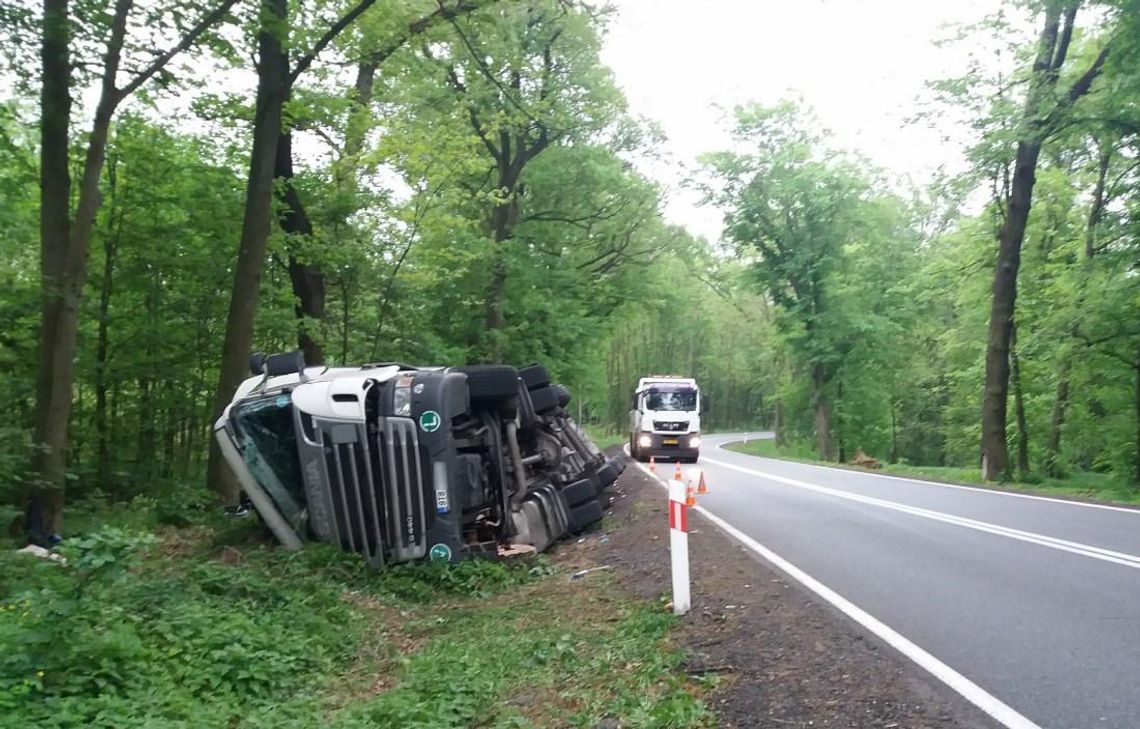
[572, 453, 1002, 729]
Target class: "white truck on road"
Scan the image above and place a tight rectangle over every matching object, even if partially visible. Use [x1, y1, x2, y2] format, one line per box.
[629, 375, 701, 462]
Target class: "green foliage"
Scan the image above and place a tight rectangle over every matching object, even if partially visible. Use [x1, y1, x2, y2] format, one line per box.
[371, 557, 555, 602]
[0, 520, 709, 728]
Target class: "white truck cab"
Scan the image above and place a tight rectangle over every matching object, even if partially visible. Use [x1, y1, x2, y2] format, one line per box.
[629, 376, 701, 462]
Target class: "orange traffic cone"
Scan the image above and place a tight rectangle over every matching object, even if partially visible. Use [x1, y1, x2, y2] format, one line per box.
[673, 461, 683, 481]
[685, 480, 697, 507]
[649, 456, 656, 474]
[697, 471, 709, 495]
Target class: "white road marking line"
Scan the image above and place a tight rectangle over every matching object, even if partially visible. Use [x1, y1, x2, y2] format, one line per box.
[711, 436, 1140, 516]
[626, 454, 1042, 729]
[700, 455, 1140, 570]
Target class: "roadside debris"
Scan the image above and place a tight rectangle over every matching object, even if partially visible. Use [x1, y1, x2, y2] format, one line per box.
[851, 449, 883, 469]
[16, 544, 67, 565]
[570, 565, 613, 581]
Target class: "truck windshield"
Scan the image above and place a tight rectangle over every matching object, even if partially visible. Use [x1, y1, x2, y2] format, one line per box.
[231, 395, 306, 525]
[646, 389, 697, 412]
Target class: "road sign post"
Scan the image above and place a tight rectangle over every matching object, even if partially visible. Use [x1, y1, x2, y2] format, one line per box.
[668, 478, 691, 615]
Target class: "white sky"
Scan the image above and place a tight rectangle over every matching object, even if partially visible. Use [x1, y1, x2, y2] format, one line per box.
[599, 0, 1009, 241]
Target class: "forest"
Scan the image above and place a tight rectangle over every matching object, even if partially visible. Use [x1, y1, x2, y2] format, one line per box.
[2, 0, 1140, 539]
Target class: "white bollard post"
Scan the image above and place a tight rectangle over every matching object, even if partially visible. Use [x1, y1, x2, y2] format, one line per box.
[668, 478, 691, 615]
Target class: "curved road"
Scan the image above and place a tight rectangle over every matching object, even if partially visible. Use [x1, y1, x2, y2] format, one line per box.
[647, 432, 1140, 729]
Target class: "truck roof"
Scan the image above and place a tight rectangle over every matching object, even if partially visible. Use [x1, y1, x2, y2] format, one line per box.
[636, 376, 698, 392]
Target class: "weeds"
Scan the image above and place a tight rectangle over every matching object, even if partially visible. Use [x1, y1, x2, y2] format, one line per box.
[1, 520, 710, 728]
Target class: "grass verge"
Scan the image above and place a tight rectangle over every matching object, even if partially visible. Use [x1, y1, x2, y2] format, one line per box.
[1, 512, 712, 728]
[584, 426, 627, 452]
[724, 438, 1140, 506]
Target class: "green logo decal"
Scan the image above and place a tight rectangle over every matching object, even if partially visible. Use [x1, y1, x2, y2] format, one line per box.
[429, 543, 452, 562]
[419, 410, 441, 433]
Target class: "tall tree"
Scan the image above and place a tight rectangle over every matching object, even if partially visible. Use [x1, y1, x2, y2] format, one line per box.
[700, 102, 890, 460]
[26, 0, 238, 537]
[206, 0, 497, 501]
[980, 2, 1111, 480]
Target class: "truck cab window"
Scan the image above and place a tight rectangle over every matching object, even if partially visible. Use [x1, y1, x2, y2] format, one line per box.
[647, 390, 697, 412]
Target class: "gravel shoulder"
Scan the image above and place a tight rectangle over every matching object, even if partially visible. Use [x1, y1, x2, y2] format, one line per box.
[575, 453, 1002, 729]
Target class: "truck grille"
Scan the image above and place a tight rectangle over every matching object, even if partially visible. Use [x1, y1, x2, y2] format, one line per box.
[318, 417, 428, 565]
[653, 421, 687, 432]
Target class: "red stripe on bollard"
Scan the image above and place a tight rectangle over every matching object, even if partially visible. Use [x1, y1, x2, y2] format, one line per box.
[669, 500, 688, 532]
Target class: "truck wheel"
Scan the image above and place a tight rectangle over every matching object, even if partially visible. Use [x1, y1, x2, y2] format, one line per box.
[519, 364, 551, 391]
[593, 459, 622, 490]
[455, 365, 520, 403]
[560, 478, 595, 507]
[529, 386, 560, 415]
[569, 500, 604, 532]
[553, 384, 571, 408]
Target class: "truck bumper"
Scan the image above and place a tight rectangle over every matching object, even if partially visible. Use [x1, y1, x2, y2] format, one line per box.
[634, 433, 700, 462]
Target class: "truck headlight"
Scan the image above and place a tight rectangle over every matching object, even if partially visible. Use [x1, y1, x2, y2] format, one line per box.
[394, 384, 412, 416]
[688, 436, 701, 449]
[637, 433, 652, 448]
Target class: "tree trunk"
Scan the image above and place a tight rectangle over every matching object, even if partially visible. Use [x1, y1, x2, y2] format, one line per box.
[206, 0, 288, 503]
[482, 177, 519, 362]
[812, 362, 832, 460]
[276, 130, 326, 366]
[1045, 143, 1109, 477]
[94, 212, 119, 491]
[1084, 146, 1110, 259]
[981, 140, 1041, 481]
[1134, 357, 1140, 487]
[1045, 358, 1070, 477]
[1010, 324, 1030, 478]
[26, 0, 74, 539]
[836, 379, 845, 464]
[889, 401, 899, 463]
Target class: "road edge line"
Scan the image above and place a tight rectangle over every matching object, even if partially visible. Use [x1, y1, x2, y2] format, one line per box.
[625, 450, 1041, 729]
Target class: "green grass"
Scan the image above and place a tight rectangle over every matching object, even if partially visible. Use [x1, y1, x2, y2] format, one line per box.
[724, 438, 1140, 506]
[585, 425, 627, 452]
[1, 504, 713, 728]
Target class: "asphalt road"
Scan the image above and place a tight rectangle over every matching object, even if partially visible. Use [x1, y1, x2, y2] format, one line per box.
[654, 432, 1140, 729]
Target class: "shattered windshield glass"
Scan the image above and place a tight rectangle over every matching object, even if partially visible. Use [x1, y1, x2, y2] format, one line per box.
[231, 395, 306, 527]
[646, 389, 697, 412]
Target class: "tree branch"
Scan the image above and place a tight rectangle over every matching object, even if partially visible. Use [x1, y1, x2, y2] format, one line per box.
[1050, 5, 1078, 71]
[289, 0, 381, 85]
[362, 0, 486, 68]
[445, 8, 544, 126]
[117, 0, 241, 100]
[1067, 42, 1111, 102]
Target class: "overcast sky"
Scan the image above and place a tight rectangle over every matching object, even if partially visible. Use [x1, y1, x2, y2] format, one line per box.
[599, 0, 1008, 240]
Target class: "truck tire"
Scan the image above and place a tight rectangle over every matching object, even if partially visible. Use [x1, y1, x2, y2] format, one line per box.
[519, 364, 551, 391]
[455, 365, 520, 403]
[529, 385, 560, 415]
[560, 478, 595, 507]
[593, 459, 623, 490]
[517, 384, 538, 432]
[553, 384, 571, 408]
[569, 500, 604, 532]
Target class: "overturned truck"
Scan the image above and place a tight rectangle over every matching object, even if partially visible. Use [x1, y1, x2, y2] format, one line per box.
[213, 352, 624, 569]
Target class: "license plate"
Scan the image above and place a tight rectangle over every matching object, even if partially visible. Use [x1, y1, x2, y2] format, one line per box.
[662, 438, 679, 446]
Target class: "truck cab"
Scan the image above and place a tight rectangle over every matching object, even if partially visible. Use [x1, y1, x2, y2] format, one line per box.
[629, 376, 701, 463]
